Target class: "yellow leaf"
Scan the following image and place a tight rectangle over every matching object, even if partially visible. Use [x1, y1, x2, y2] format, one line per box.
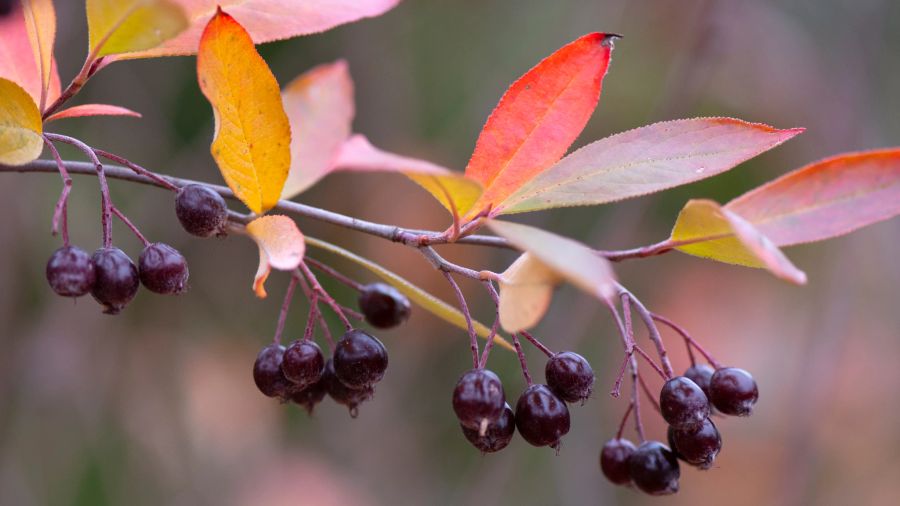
[22, 0, 56, 110]
[196, 9, 291, 214]
[498, 253, 562, 332]
[246, 215, 305, 298]
[304, 236, 513, 351]
[87, 0, 188, 57]
[671, 199, 807, 284]
[0, 78, 43, 165]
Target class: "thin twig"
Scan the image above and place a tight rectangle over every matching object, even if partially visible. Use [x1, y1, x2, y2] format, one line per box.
[41, 137, 71, 245]
[298, 262, 352, 330]
[479, 280, 501, 368]
[651, 312, 721, 368]
[616, 402, 634, 439]
[442, 270, 479, 368]
[305, 256, 365, 291]
[273, 276, 299, 345]
[110, 206, 149, 246]
[519, 330, 555, 358]
[511, 334, 533, 386]
[621, 289, 675, 378]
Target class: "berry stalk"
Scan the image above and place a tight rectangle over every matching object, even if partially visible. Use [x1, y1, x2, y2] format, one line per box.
[42, 137, 72, 246]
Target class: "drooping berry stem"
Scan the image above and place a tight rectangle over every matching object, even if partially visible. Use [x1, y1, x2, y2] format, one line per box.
[616, 402, 634, 439]
[298, 262, 352, 330]
[479, 280, 501, 368]
[42, 137, 72, 246]
[631, 362, 645, 442]
[305, 256, 364, 291]
[633, 345, 668, 381]
[296, 275, 335, 352]
[651, 313, 722, 369]
[94, 149, 179, 192]
[45, 134, 113, 248]
[272, 275, 299, 345]
[611, 353, 630, 398]
[442, 270, 480, 369]
[110, 206, 150, 246]
[511, 333, 534, 386]
[620, 290, 675, 379]
[638, 375, 662, 415]
[519, 331, 555, 358]
[303, 293, 318, 341]
[604, 298, 645, 441]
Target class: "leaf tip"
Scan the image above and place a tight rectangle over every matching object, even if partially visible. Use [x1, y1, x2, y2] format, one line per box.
[601, 33, 623, 48]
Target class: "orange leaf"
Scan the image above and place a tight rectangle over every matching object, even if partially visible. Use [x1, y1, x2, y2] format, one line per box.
[197, 9, 291, 214]
[726, 148, 900, 246]
[246, 215, 305, 298]
[464, 33, 617, 215]
[671, 199, 806, 285]
[119, 0, 401, 59]
[0, 1, 61, 108]
[281, 60, 354, 199]
[498, 253, 562, 333]
[44, 104, 142, 122]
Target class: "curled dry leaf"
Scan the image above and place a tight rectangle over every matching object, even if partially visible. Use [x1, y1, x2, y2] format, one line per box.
[498, 253, 562, 333]
[86, 0, 188, 57]
[197, 9, 291, 214]
[0, 78, 44, 165]
[671, 199, 806, 285]
[246, 215, 306, 298]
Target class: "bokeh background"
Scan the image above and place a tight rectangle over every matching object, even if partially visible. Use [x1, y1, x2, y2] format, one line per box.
[2, 0, 900, 505]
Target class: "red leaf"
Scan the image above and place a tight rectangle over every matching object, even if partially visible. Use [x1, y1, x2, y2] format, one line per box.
[44, 104, 142, 122]
[0, 1, 61, 108]
[464, 33, 617, 214]
[726, 148, 900, 246]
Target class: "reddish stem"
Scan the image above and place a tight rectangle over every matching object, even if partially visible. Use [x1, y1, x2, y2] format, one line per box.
[621, 290, 674, 379]
[110, 206, 149, 246]
[616, 402, 634, 440]
[651, 313, 722, 369]
[94, 149, 179, 192]
[42, 137, 71, 245]
[638, 374, 662, 415]
[511, 334, 533, 386]
[633, 345, 668, 381]
[299, 262, 352, 331]
[273, 276, 299, 345]
[479, 280, 501, 368]
[442, 270, 479, 369]
[305, 256, 364, 291]
[519, 331, 555, 358]
[303, 292, 318, 342]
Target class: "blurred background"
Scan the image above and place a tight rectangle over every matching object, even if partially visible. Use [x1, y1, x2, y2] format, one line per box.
[2, 0, 899, 505]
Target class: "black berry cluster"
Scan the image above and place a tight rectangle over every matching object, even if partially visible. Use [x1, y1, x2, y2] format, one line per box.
[253, 329, 388, 418]
[600, 363, 759, 495]
[452, 350, 594, 454]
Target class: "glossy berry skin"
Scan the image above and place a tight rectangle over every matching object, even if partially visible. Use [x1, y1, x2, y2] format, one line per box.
[461, 403, 516, 453]
[90, 247, 139, 314]
[545, 351, 595, 404]
[290, 378, 327, 415]
[253, 344, 292, 400]
[515, 384, 570, 448]
[660, 376, 710, 430]
[628, 441, 680, 496]
[323, 360, 373, 417]
[281, 340, 325, 389]
[138, 243, 189, 295]
[684, 363, 715, 398]
[669, 417, 722, 470]
[175, 184, 227, 238]
[358, 283, 411, 329]
[46, 246, 95, 297]
[332, 329, 388, 389]
[709, 367, 759, 416]
[600, 438, 637, 485]
[452, 369, 505, 430]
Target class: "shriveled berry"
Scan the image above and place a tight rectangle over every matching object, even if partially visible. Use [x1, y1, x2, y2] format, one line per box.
[670, 417, 722, 470]
[709, 367, 758, 416]
[461, 403, 515, 453]
[515, 384, 570, 448]
[175, 184, 227, 238]
[332, 329, 388, 389]
[90, 247, 139, 314]
[628, 441, 680, 495]
[281, 340, 325, 389]
[358, 283, 411, 329]
[452, 369, 505, 431]
[545, 351, 595, 404]
[290, 378, 327, 415]
[660, 376, 710, 430]
[323, 359, 373, 417]
[684, 363, 715, 398]
[46, 246, 95, 297]
[138, 243, 189, 295]
[253, 344, 292, 400]
[600, 438, 636, 485]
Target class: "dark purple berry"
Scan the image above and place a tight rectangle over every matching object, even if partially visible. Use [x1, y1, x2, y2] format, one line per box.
[46, 246, 95, 297]
[358, 283, 411, 329]
[600, 438, 636, 485]
[669, 417, 722, 470]
[253, 344, 292, 400]
[684, 363, 715, 399]
[281, 340, 325, 389]
[667, 426, 686, 462]
[90, 247, 139, 314]
[290, 378, 327, 415]
[709, 367, 759, 416]
[660, 376, 710, 430]
[175, 184, 227, 238]
[323, 359, 373, 417]
[332, 329, 388, 389]
[138, 243, 189, 295]
[515, 384, 570, 448]
[452, 369, 505, 431]
[545, 351, 595, 404]
[461, 403, 515, 453]
[628, 441, 680, 496]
